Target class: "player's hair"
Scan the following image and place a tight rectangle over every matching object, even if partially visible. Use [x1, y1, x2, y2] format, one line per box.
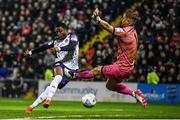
[55, 22, 68, 33]
[125, 8, 139, 25]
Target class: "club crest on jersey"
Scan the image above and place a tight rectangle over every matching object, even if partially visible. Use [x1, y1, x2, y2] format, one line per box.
[105, 67, 111, 72]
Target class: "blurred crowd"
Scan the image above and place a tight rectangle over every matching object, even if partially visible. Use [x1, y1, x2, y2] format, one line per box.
[136, 0, 180, 83]
[0, 0, 179, 85]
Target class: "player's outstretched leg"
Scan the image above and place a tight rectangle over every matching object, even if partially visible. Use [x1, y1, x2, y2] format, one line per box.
[115, 84, 134, 96]
[25, 86, 50, 113]
[134, 89, 148, 108]
[43, 75, 62, 108]
[64, 68, 94, 80]
[114, 84, 147, 108]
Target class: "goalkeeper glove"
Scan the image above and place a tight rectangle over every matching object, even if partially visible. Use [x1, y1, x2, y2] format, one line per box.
[91, 8, 101, 23]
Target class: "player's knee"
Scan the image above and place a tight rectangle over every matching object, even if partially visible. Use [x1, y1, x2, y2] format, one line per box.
[106, 84, 115, 91]
[54, 66, 63, 76]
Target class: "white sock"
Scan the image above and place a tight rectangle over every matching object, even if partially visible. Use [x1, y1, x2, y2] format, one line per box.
[132, 91, 136, 97]
[30, 86, 50, 109]
[47, 75, 62, 100]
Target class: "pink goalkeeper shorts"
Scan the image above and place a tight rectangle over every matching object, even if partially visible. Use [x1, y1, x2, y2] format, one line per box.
[102, 63, 133, 82]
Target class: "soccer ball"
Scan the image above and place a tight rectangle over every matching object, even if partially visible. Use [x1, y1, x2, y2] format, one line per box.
[81, 93, 96, 108]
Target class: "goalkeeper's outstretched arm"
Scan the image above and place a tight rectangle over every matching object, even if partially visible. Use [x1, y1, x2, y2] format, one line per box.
[92, 8, 126, 37]
[98, 19, 114, 34]
[98, 18, 126, 37]
[92, 8, 113, 34]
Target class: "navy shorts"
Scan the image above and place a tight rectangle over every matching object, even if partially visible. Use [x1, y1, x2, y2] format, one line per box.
[52, 62, 76, 89]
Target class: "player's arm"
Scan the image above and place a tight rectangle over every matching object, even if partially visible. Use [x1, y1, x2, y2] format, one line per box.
[98, 20, 126, 37]
[98, 19, 114, 33]
[92, 9, 113, 33]
[50, 34, 78, 53]
[25, 41, 54, 56]
[49, 40, 78, 53]
[92, 8, 126, 37]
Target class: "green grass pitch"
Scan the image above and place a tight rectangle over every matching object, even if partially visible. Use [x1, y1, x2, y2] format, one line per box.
[0, 98, 180, 119]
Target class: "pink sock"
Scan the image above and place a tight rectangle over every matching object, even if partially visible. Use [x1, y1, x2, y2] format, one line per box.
[115, 84, 133, 96]
[75, 71, 94, 79]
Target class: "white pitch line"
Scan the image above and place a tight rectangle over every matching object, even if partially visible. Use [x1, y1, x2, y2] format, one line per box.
[35, 114, 136, 119]
[46, 108, 123, 112]
[4, 118, 31, 120]
[4, 114, 136, 120]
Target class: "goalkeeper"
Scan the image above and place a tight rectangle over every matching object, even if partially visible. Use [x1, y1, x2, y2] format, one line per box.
[65, 8, 147, 108]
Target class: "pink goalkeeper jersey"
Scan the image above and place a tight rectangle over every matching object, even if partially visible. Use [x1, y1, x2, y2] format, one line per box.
[114, 26, 138, 71]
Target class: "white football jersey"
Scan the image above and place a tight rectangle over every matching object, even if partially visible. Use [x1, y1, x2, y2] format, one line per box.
[53, 33, 79, 70]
